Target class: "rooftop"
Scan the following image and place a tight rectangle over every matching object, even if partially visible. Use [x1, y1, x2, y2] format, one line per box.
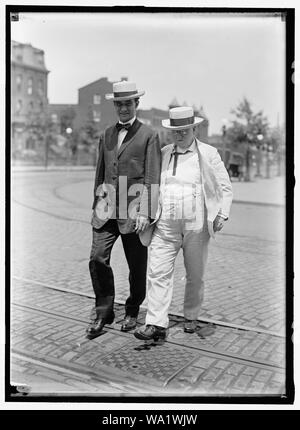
[11, 40, 49, 72]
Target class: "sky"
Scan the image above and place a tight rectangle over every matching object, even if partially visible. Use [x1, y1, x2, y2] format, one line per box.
[11, 11, 286, 135]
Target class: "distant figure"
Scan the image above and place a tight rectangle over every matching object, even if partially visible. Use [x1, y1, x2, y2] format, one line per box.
[135, 106, 233, 342]
[70, 141, 78, 165]
[86, 80, 161, 339]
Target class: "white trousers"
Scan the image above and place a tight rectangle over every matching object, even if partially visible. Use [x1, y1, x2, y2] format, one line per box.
[145, 217, 210, 328]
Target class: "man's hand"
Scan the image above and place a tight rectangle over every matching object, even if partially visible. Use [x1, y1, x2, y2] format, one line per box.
[213, 215, 226, 232]
[135, 214, 150, 234]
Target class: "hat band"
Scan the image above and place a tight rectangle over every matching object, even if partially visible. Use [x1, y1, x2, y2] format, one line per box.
[170, 116, 194, 126]
[113, 90, 138, 98]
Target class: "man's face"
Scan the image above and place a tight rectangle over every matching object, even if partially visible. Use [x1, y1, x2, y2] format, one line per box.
[114, 99, 138, 123]
[171, 127, 194, 149]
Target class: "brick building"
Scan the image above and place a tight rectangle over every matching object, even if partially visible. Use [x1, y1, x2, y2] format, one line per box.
[11, 41, 49, 152]
[75, 77, 118, 131]
[47, 77, 122, 146]
[49, 78, 210, 148]
[11, 41, 210, 163]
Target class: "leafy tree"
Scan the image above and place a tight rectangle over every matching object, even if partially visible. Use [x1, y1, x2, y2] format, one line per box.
[225, 97, 270, 181]
[26, 110, 47, 141]
[81, 120, 99, 148]
[80, 105, 101, 149]
[266, 126, 285, 153]
[226, 97, 269, 147]
[60, 107, 77, 135]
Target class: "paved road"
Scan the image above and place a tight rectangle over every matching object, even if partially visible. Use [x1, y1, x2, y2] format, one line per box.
[9, 170, 287, 398]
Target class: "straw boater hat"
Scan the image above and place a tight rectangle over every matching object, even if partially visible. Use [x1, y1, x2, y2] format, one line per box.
[162, 106, 204, 130]
[105, 80, 145, 101]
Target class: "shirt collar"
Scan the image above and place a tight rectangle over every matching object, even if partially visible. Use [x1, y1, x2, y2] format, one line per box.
[118, 116, 136, 126]
[172, 139, 197, 154]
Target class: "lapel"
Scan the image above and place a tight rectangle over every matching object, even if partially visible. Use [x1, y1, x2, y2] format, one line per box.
[105, 126, 119, 159]
[161, 144, 174, 176]
[117, 119, 142, 158]
[195, 138, 207, 161]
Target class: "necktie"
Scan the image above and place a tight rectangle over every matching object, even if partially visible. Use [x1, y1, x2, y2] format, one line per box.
[116, 122, 131, 132]
[172, 150, 190, 175]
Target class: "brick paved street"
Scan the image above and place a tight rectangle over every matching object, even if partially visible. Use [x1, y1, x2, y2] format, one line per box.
[9, 170, 287, 398]
[11, 287, 285, 396]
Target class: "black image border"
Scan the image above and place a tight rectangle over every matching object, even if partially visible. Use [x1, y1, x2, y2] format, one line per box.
[5, 4, 295, 406]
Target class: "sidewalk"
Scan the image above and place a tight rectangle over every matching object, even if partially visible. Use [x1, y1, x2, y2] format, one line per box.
[231, 176, 285, 207]
[11, 164, 95, 172]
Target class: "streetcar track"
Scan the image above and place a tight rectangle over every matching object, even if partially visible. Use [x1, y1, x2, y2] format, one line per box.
[11, 301, 285, 372]
[12, 197, 285, 247]
[11, 352, 152, 394]
[12, 199, 89, 223]
[52, 180, 93, 208]
[12, 275, 285, 338]
[11, 348, 180, 393]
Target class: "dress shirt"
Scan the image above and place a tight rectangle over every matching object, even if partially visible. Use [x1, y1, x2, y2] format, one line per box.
[161, 140, 203, 225]
[169, 140, 198, 176]
[117, 116, 136, 150]
[168, 140, 228, 220]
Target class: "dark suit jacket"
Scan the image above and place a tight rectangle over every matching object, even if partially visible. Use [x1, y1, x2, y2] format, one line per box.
[91, 119, 161, 234]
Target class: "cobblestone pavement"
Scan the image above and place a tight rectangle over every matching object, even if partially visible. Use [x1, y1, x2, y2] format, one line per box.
[11, 282, 285, 396]
[9, 171, 287, 397]
[12, 171, 286, 334]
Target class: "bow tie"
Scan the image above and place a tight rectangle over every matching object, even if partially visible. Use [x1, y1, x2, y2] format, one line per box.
[116, 122, 131, 132]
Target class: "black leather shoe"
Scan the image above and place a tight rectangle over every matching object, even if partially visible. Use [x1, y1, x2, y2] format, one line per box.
[86, 316, 114, 340]
[121, 316, 137, 332]
[184, 319, 198, 333]
[134, 324, 167, 341]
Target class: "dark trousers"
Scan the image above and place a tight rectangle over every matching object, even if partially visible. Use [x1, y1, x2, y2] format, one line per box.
[89, 219, 148, 320]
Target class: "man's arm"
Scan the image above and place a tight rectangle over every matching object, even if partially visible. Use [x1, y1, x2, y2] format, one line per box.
[135, 132, 161, 232]
[210, 148, 233, 220]
[92, 133, 105, 210]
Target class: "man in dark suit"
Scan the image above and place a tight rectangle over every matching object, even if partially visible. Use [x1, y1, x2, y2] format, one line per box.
[86, 80, 161, 339]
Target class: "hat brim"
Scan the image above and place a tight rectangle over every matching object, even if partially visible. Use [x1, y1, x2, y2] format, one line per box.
[105, 91, 145, 101]
[162, 116, 204, 130]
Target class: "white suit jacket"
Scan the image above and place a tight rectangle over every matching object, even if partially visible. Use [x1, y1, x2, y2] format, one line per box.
[140, 139, 233, 245]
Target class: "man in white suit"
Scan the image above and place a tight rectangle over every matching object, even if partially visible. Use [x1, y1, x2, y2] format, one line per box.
[135, 106, 233, 342]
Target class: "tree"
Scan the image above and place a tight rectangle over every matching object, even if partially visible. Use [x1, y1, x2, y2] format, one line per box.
[225, 97, 270, 181]
[60, 107, 76, 135]
[25, 109, 51, 161]
[226, 97, 269, 145]
[266, 126, 285, 176]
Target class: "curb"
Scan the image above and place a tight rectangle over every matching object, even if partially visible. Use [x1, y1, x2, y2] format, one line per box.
[233, 200, 285, 208]
[12, 167, 95, 173]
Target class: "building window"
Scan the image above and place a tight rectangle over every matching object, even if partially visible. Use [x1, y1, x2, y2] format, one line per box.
[93, 110, 101, 122]
[16, 75, 22, 91]
[16, 99, 23, 114]
[27, 77, 33, 95]
[37, 54, 43, 66]
[38, 79, 44, 95]
[26, 136, 35, 150]
[93, 94, 101, 105]
[51, 114, 58, 123]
